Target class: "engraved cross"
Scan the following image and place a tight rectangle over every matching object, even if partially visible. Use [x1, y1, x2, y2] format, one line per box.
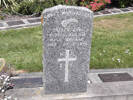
[58, 50, 77, 82]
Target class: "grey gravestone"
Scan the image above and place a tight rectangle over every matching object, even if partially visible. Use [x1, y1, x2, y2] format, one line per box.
[42, 5, 93, 94]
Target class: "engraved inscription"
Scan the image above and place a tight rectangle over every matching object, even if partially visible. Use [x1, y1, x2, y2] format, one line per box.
[61, 18, 78, 28]
[62, 11, 89, 18]
[58, 50, 77, 82]
[44, 10, 89, 20]
[44, 13, 89, 48]
[46, 26, 88, 47]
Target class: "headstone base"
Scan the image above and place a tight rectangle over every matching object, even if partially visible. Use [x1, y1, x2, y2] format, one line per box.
[6, 81, 133, 100]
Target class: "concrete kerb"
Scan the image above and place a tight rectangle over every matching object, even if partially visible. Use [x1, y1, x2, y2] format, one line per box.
[0, 17, 41, 30]
[0, 7, 133, 30]
[6, 81, 133, 100]
[94, 10, 133, 17]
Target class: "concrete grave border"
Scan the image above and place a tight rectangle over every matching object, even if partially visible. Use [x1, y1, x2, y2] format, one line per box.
[0, 7, 133, 30]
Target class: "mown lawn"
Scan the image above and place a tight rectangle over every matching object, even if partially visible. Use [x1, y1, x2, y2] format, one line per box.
[0, 26, 43, 72]
[0, 13, 133, 72]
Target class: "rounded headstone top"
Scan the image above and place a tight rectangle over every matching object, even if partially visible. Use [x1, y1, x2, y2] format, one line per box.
[42, 5, 93, 14]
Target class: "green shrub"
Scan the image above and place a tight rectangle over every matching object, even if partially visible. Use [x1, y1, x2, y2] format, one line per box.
[14, 0, 54, 15]
[0, 0, 11, 8]
[53, 0, 78, 5]
[13, 0, 78, 16]
[0, 0, 18, 10]
[32, 0, 54, 15]
[111, 0, 133, 8]
[2, 0, 133, 16]
[0, 0, 33, 15]
[16, 0, 34, 15]
[0, 15, 4, 20]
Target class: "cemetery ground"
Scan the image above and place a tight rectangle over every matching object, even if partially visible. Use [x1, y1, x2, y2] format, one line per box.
[0, 13, 133, 72]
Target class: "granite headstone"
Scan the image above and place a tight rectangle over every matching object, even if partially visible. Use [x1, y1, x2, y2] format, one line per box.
[42, 5, 93, 94]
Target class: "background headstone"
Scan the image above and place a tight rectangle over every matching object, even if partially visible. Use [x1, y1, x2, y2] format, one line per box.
[42, 5, 93, 94]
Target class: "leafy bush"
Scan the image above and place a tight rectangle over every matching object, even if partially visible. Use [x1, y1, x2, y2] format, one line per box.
[80, 0, 111, 11]
[0, 0, 34, 15]
[12, 0, 54, 15]
[53, 0, 78, 5]
[16, 0, 34, 15]
[111, 0, 133, 8]
[0, 0, 18, 10]
[1, 0, 79, 16]
[1, 0, 133, 16]
[11, 0, 78, 15]
[32, 0, 54, 15]
[0, 0, 12, 8]
[0, 12, 4, 20]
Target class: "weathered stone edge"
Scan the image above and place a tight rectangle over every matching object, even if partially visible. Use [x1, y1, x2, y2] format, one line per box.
[42, 5, 93, 14]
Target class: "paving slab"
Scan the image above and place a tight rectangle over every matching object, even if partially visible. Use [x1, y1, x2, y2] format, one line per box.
[12, 77, 43, 88]
[0, 23, 4, 27]
[98, 73, 133, 82]
[7, 20, 25, 26]
[94, 12, 101, 15]
[128, 95, 133, 100]
[128, 7, 133, 10]
[28, 18, 41, 23]
[111, 9, 121, 13]
[100, 10, 111, 14]
[120, 8, 131, 12]
[114, 96, 127, 100]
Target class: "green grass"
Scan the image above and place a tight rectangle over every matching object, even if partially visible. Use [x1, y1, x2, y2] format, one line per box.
[0, 13, 133, 72]
[91, 13, 133, 69]
[0, 26, 43, 72]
